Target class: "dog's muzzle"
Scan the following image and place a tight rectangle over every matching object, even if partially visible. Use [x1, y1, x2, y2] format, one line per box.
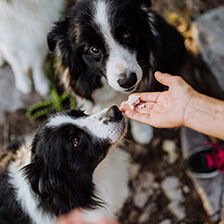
[118, 72, 137, 91]
[106, 105, 123, 122]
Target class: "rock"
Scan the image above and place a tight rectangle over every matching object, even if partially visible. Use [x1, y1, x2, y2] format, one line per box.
[141, 172, 155, 189]
[159, 219, 172, 224]
[194, 7, 224, 90]
[168, 202, 186, 221]
[133, 172, 155, 208]
[162, 140, 176, 153]
[183, 185, 190, 194]
[161, 176, 184, 203]
[161, 177, 186, 220]
[138, 203, 157, 223]
[128, 209, 139, 223]
[130, 163, 141, 179]
[134, 191, 150, 208]
[162, 140, 178, 164]
[152, 182, 160, 190]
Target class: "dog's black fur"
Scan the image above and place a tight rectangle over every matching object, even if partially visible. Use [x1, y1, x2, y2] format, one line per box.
[0, 108, 127, 223]
[48, 0, 186, 101]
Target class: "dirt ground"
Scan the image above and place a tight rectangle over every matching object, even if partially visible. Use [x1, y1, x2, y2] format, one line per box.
[0, 0, 224, 224]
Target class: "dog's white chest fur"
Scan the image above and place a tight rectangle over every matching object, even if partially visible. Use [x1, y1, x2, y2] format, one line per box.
[84, 148, 129, 221]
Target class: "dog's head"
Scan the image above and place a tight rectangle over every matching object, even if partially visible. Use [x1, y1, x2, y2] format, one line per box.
[24, 106, 126, 215]
[48, 0, 154, 100]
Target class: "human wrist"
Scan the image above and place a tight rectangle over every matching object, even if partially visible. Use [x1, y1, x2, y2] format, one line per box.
[183, 89, 200, 127]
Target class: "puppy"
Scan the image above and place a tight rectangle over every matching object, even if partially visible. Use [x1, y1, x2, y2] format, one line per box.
[0, 106, 129, 223]
[0, 0, 64, 95]
[47, 0, 186, 144]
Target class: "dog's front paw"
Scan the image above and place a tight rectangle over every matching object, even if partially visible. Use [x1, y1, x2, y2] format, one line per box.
[15, 76, 32, 94]
[33, 73, 50, 96]
[131, 120, 153, 145]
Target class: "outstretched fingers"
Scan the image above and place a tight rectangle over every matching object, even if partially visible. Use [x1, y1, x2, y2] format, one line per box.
[120, 100, 156, 112]
[124, 110, 152, 125]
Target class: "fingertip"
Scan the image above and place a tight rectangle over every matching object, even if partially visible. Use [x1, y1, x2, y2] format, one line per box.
[119, 102, 129, 112]
[155, 71, 166, 79]
[155, 71, 162, 77]
[154, 71, 172, 86]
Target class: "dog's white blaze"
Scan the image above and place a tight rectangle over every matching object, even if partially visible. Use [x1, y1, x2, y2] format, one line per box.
[47, 108, 126, 143]
[8, 145, 54, 224]
[94, 0, 142, 92]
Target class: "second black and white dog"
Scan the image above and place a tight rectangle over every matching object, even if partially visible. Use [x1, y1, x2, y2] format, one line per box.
[47, 0, 186, 144]
[0, 106, 129, 224]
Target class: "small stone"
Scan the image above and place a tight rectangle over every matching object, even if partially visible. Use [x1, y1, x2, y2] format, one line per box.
[162, 140, 176, 152]
[141, 172, 154, 189]
[138, 211, 151, 223]
[128, 210, 139, 223]
[10, 134, 16, 141]
[161, 177, 184, 202]
[152, 182, 159, 190]
[134, 172, 155, 208]
[151, 137, 160, 148]
[162, 140, 178, 164]
[130, 163, 141, 179]
[138, 203, 157, 223]
[159, 219, 172, 224]
[134, 191, 150, 208]
[183, 185, 190, 194]
[168, 202, 186, 220]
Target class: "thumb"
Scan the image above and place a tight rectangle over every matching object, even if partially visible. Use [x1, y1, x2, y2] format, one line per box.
[155, 72, 173, 87]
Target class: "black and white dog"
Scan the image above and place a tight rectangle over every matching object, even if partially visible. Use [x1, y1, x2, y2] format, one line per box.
[0, 106, 129, 224]
[48, 0, 186, 144]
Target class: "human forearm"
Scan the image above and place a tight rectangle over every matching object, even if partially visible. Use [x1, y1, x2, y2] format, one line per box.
[184, 92, 224, 140]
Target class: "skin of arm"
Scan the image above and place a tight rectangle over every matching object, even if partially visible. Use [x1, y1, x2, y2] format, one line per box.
[120, 72, 224, 140]
[184, 90, 224, 140]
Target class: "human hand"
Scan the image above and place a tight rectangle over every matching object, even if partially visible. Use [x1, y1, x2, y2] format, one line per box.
[57, 209, 120, 224]
[120, 72, 197, 128]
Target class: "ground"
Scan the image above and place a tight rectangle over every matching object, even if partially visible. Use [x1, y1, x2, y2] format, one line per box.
[0, 0, 224, 224]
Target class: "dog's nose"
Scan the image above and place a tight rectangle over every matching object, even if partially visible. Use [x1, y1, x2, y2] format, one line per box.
[118, 73, 137, 89]
[107, 105, 123, 122]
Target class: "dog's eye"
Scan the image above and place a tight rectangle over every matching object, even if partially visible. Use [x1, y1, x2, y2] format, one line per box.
[123, 32, 131, 40]
[74, 137, 81, 147]
[89, 46, 100, 55]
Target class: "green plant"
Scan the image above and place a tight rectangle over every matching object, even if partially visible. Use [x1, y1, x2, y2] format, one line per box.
[26, 58, 76, 120]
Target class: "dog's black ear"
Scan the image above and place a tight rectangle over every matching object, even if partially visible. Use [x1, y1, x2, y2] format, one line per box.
[23, 129, 66, 196]
[147, 11, 186, 75]
[47, 17, 70, 53]
[132, 0, 151, 8]
[141, 0, 152, 7]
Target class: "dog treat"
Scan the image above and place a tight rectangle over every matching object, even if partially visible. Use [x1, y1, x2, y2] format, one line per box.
[127, 95, 140, 110]
[137, 103, 146, 109]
